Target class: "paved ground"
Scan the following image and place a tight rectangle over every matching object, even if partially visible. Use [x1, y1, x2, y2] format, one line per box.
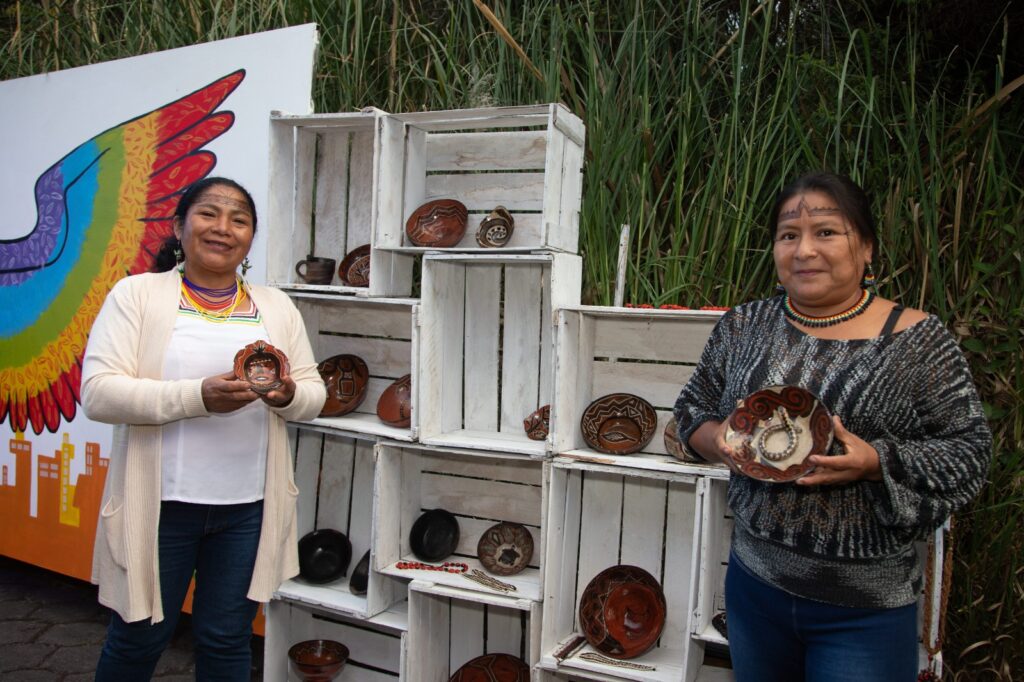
[0, 555, 264, 681]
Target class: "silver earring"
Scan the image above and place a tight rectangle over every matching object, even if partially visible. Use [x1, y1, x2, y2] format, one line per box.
[241, 257, 252, 276]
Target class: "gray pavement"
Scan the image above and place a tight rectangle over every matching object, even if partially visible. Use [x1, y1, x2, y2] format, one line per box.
[0, 555, 264, 681]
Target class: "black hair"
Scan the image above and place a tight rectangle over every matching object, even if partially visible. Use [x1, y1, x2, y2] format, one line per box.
[153, 176, 258, 273]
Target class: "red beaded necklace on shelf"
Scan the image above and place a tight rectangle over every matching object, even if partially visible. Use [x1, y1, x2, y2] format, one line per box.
[395, 560, 468, 574]
[782, 289, 875, 328]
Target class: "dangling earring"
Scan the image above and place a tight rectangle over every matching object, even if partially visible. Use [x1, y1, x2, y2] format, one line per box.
[775, 281, 786, 294]
[241, 257, 252, 277]
[862, 262, 876, 290]
[173, 240, 183, 264]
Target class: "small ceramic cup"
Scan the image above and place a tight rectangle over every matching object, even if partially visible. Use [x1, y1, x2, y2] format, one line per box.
[295, 256, 337, 284]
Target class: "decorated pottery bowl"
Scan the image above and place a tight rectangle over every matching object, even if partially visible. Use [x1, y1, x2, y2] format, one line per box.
[580, 393, 657, 455]
[233, 340, 289, 395]
[449, 653, 530, 682]
[377, 374, 412, 427]
[298, 529, 352, 584]
[523, 405, 550, 441]
[288, 639, 349, 682]
[338, 244, 371, 287]
[349, 550, 370, 596]
[405, 199, 468, 247]
[578, 565, 666, 659]
[476, 522, 534, 576]
[409, 508, 460, 562]
[723, 384, 833, 482]
[317, 354, 369, 417]
[475, 206, 515, 248]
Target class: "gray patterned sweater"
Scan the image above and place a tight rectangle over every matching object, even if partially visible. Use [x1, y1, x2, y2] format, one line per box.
[674, 297, 991, 608]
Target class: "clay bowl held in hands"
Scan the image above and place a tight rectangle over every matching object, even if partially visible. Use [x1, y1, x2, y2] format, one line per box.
[449, 653, 530, 682]
[288, 639, 349, 682]
[377, 374, 412, 427]
[298, 529, 352, 585]
[338, 244, 371, 287]
[349, 550, 370, 596]
[580, 393, 657, 455]
[523, 405, 550, 441]
[475, 206, 515, 248]
[409, 508, 460, 563]
[317, 354, 369, 417]
[405, 199, 468, 247]
[476, 522, 534, 576]
[233, 341, 289, 395]
[723, 384, 834, 483]
[578, 565, 667, 660]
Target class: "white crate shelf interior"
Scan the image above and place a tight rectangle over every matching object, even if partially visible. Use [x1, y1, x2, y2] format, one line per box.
[406, 580, 540, 682]
[264, 599, 407, 682]
[373, 444, 546, 602]
[418, 253, 581, 456]
[378, 104, 585, 254]
[692, 478, 733, 649]
[281, 427, 404, 619]
[539, 459, 706, 682]
[552, 307, 727, 474]
[293, 296, 418, 442]
[267, 110, 414, 297]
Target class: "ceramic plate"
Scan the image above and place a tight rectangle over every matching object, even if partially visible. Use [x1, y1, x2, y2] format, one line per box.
[449, 653, 529, 682]
[476, 522, 534, 576]
[409, 508, 460, 562]
[338, 244, 371, 287]
[318, 354, 369, 417]
[580, 393, 657, 455]
[724, 384, 833, 482]
[578, 565, 666, 659]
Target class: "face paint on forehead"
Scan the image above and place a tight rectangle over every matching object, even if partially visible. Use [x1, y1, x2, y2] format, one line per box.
[777, 197, 843, 221]
[195, 191, 252, 214]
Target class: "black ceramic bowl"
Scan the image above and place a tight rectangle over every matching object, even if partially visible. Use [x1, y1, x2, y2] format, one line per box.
[349, 550, 370, 596]
[409, 509, 460, 562]
[298, 529, 352, 584]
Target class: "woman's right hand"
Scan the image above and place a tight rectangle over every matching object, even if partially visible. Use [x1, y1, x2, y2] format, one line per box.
[201, 372, 259, 413]
[688, 419, 741, 474]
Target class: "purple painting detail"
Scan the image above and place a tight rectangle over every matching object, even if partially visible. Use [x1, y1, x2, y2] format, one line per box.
[0, 166, 66, 286]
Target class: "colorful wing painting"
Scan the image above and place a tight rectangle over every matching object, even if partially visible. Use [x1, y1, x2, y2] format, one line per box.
[0, 70, 245, 434]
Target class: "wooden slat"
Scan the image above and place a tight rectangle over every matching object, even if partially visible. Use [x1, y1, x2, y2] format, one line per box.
[316, 300, 413, 340]
[314, 130, 352, 262]
[316, 435, 355, 533]
[574, 472, 624, 598]
[500, 264, 543, 433]
[486, 605, 526, 659]
[450, 599, 483, 672]
[316, 335, 412, 377]
[463, 264, 501, 431]
[619, 476, 667, 577]
[294, 430, 322, 536]
[424, 131, 547, 171]
[346, 129, 376, 252]
[592, 316, 716, 363]
[420, 452, 543, 486]
[661, 481, 699, 652]
[420, 473, 542, 526]
[424, 172, 545, 211]
[591, 361, 695, 409]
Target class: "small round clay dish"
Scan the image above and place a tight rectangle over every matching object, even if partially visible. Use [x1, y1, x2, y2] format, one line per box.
[377, 374, 412, 427]
[475, 206, 515, 248]
[288, 639, 349, 682]
[580, 393, 657, 455]
[349, 550, 370, 596]
[409, 508, 460, 562]
[449, 653, 530, 682]
[298, 529, 352, 585]
[523, 405, 550, 441]
[233, 340, 289, 395]
[578, 564, 666, 660]
[723, 384, 833, 482]
[318, 354, 369, 417]
[338, 244, 371, 287]
[405, 199, 468, 247]
[476, 522, 534, 576]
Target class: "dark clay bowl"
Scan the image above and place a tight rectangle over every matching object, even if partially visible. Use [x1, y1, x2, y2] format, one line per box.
[449, 653, 530, 682]
[580, 393, 658, 455]
[298, 529, 352, 585]
[405, 199, 468, 247]
[338, 244, 371, 287]
[349, 550, 370, 596]
[578, 564, 667, 659]
[317, 354, 369, 418]
[376, 374, 412, 427]
[288, 639, 349, 682]
[409, 508, 460, 562]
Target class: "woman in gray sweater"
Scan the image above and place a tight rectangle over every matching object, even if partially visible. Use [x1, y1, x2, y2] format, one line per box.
[674, 172, 991, 681]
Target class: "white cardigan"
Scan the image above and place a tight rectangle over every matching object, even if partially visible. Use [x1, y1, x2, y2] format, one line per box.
[82, 269, 326, 623]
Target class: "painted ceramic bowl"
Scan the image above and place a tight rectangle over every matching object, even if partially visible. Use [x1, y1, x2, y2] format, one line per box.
[523, 405, 550, 441]
[580, 393, 657, 455]
[338, 244, 371, 287]
[377, 374, 412, 427]
[449, 653, 530, 682]
[349, 550, 370, 596]
[298, 529, 352, 584]
[475, 206, 515, 248]
[476, 522, 534, 576]
[409, 508, 460, 562]
[318, 354, 369, 417]
[723, 384, 833, 482]
[288, 639, 349, 682]
[405, 199, 468, 247]
[578, 565, 666, 659]
[233, 340, 289, 395]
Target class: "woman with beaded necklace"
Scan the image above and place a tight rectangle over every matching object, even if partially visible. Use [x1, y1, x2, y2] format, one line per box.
[674, 171, 991, 681]
[83, 177, 326, 680]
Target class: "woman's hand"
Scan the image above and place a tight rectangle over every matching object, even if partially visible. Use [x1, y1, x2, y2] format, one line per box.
[797, 415, 882, 486]
[202, 372, 259, 413]
[688, 420, 742, 474]
[260, 374, 296, 409]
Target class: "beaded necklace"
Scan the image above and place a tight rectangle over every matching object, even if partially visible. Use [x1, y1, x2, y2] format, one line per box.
[782, 289, 875, 328]
[180, 273, 246, 322]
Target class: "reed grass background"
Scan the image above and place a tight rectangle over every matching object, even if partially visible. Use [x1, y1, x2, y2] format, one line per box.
[2, 1, 1021, 678]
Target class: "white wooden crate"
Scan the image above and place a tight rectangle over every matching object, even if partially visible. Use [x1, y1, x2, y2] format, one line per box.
[267, 110, 414, 297]
[264, 599, 407, 682]
[539, 458, 709, 682]
[418, 253, 581, 456]
[406, 580, 541, 682]
[291, 296, 419, 442]
[379, 104, 585, 253]
[374, 443, 546, 602]
[552, 306, 729, 475]
[277, 427, 404, 619]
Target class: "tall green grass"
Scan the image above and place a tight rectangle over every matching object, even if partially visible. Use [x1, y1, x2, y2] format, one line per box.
[3, 1, 1021, 677]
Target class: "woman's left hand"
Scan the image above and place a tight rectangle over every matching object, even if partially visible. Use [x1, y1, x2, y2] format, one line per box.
[260, 374, 296, 409]
[796, 415, 882, 486]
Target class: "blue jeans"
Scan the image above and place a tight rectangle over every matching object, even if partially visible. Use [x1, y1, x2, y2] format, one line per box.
[96, 500, 263, 681]
[725, 552, 918, 682]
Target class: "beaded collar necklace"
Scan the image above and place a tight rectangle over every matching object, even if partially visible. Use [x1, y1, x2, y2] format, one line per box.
[782, 289, 875, 328]
[179, 271, 245, 322]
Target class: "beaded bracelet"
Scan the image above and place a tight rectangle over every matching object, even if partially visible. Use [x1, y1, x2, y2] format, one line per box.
[395, 560, 469, 574]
